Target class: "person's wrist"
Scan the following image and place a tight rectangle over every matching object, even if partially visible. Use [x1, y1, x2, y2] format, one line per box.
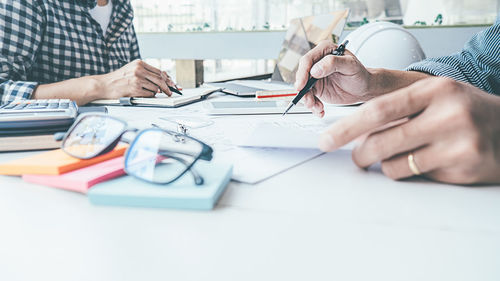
[365, 68, 385, 97]
[84, 74, 107, 102]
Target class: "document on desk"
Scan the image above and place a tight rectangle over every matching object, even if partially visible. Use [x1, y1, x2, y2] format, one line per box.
[152, 104, 357, 184]
[237, 114, 356, 150]
[155, 116, 320, 184]
[215, 146, 320, 184]
[237, 121, 322, 149]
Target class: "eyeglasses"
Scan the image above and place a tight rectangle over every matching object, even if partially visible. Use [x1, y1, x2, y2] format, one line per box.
[61, 114, 213, 185]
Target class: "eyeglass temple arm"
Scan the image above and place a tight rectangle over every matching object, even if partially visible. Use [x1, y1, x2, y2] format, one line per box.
[158, 152, 204, 185]
[157, 144, 212, 161]
[118, 128, 140, 144]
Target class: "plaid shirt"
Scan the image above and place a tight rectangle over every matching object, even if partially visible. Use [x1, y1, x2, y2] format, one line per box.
[0, 0, 140, 104]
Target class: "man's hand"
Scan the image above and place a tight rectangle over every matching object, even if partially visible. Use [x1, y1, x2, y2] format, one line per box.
[98, 59, 176, 99]
[319, 77, 500, 185]
[295, 40, 431, 117]
[295, 41, 375, 117]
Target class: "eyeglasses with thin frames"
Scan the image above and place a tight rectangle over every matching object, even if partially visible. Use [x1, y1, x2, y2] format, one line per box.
[61, 114, 213, 185]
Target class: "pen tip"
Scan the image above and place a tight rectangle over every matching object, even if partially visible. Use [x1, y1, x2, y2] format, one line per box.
[282, 103, 293, 116]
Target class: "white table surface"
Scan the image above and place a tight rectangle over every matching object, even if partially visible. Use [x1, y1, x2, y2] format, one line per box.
[1, 103, 499, 281]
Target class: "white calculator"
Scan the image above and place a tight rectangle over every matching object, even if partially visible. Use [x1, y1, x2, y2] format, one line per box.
[0, 99, 78, 134]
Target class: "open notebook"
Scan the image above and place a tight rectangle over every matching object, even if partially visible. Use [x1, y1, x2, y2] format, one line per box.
[90, 87, 221, 108]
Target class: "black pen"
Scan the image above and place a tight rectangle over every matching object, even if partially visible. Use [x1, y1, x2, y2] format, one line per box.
[169, 86, 183, 96]
[282, 40, 349, 116]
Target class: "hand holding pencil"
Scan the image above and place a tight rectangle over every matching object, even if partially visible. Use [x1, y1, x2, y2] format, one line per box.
[292, 40, 375, 117]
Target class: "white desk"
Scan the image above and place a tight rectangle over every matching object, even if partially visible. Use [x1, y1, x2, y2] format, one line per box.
[1, 104, 499, 281]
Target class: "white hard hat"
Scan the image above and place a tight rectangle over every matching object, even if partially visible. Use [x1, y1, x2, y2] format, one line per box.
[343, 22, 426, 70]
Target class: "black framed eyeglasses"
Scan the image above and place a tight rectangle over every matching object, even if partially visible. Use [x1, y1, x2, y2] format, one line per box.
[61, 114, 213, 185]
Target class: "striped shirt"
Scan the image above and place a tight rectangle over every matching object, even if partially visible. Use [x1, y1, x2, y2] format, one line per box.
[407, 18, 500, 95]
[0, 0, 140, 104]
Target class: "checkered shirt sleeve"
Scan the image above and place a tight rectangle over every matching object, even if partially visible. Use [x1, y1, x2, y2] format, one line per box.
[0, 0, 141, 105]
[406, 20, 500, 95]
[0, 1, 45, 104]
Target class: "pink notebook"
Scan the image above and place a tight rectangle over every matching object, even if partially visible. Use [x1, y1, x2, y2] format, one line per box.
[22, 157, 125, 194]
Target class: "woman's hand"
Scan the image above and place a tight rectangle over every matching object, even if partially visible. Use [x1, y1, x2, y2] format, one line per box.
[32, 59, 177, 105]
[97, 59, 176, 99]
[319, 77, 500, 185]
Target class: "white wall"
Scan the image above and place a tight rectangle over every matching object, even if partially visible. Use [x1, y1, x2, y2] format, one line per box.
[138, 25, 488, 61]
[402, 0, 499, 25]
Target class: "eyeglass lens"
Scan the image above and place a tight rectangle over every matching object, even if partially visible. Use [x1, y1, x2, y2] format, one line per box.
[125, 129, 204, 184]
[63, 115, 126, 158]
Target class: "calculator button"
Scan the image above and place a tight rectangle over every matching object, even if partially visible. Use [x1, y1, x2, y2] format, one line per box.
[14, 104, 27, 110]
[60, 103, 69, 109]
[28, 106, 46, 110]
[3, 104, 16, 109]
[48, 103, 59, 109]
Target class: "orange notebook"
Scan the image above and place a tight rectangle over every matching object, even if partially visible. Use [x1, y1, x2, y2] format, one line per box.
[0, 145, 127, 176]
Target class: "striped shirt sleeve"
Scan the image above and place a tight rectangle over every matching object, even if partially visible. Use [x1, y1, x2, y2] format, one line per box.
[406, 21, 500, 95]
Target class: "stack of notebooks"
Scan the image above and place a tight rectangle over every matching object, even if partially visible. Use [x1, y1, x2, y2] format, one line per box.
[0, 134, 62, 152]
[0, 147, 232, 210]
[0, 105, 108, 152]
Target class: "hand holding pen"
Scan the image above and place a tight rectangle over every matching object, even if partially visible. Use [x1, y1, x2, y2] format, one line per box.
[160, 71, 183, 95]
[283, 40, 349, 116]
[290, 40, 374, 117]
[99, 60, 182, 101]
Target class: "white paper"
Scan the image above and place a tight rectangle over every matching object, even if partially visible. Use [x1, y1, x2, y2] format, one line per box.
[148, 105, 358, 184]
[237, 121, 322, 149]
[231, 80, 294, 91]
[215, 147, 322, 184]
[152, 114, 322, 184]
[235, 107, 358, 151]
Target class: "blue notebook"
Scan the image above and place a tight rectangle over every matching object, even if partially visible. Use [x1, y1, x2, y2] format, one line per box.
[87, 162, 232, 210]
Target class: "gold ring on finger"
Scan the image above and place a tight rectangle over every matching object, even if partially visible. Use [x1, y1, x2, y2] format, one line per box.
[408, 152, 422, 176]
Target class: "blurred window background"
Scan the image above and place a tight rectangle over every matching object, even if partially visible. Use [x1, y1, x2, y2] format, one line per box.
[130, 0, 500, 82]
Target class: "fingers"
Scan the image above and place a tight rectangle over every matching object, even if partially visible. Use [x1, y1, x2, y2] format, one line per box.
[352, 114, 433, 168]
[139, 68, 172, 96]
[164, 71, 183, 90]
[380, 144, 445, 180]
[141, 78, 161, 94]
[133, 60, 173, 96]
[310, 55, 361, 79]
[131, 87, 156, 98]
[162, 71, 176, 88]
[303, 93, 325, 117]
[319, 79, 434, 152]
[161, 72, 175, 96]
[303, 93, 315, 108]
[139, 88, 157, 97]
[295, 41, 339, 91]
[141, 61, 162, 76]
